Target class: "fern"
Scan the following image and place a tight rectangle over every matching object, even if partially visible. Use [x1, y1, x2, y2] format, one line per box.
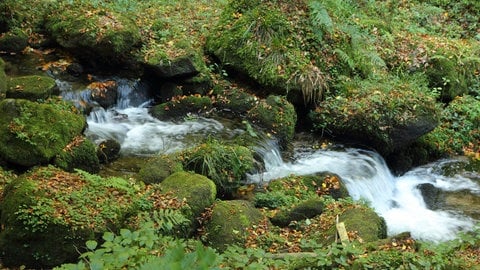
[309, 1, 333, 40]
[151, 209, 191, 236]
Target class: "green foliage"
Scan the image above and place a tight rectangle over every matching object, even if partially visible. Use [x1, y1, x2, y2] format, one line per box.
[56, 220, 220, 270]
[421, 94, 480, 155]
[180, 139, 254, 197]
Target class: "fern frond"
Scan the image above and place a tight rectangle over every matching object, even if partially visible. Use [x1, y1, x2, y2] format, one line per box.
[309, 1, 334, 40]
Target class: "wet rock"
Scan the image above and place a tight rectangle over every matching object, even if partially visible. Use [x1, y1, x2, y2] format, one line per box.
[0, 98, 86, 167]
[96, 139, 121, 163]
[204, 200, 264, 251]
[146, 57, 199, 80]
[66, 62, 84, 77]
[6, 75, 57, 100]
[271, 197, 324, 227]
[88, 80, 118, 109]
[418, 183, 443, 210]
[150, 95, 213, 120]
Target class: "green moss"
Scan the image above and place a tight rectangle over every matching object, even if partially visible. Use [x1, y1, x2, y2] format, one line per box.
[0, 167, 144, 268]
[247, 95, 297, 146]
[0, 98, 86, 167]
[0, 27, 28, 53]
[160, 171, 216, 220]
[6, 75, 57, 100]
[339, 207, 387, 242]
[0, 58, 6, 100]
[138, 155, 182, 184]
[421, 95, 480, 155]
[45, 8, 141, 64]
[425, 56, 468, 102]
[54, 137, 100, 174]
[150, 95, 213, 121]
[309, 74, 440, 155]
[204, 200, 263, 251]
[180, 139, 254, 198]
[216, 88, 258, 115]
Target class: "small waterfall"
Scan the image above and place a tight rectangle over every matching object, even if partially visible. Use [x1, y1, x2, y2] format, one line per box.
[59, 78, 226, 155]
[249, 141, 479, 242]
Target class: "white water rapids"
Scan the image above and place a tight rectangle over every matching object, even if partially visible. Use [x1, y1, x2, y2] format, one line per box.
[60, 78, 480, 243]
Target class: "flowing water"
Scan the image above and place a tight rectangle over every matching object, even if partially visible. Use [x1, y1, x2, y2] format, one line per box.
[59, 77, 480, 243]
[248, 142, 480, 242]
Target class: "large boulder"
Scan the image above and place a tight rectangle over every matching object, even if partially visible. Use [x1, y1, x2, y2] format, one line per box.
[6, 75, 58, 100]
[45, 9, 141, 65]
[0, 167, 144, 268]
[137, 154, 182, 184]
[0, 99, 86, 167]
[271, 197, 325, 227]
[160, 171, 216, 221]
[309, 75, 440, 155]
[150, 95, 213, 121]
[204, 200, 264, 251]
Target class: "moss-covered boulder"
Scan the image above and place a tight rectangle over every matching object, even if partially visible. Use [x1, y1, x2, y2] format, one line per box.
[337, 207, 387, 243]
[309, 75, 440, 155]
[45, 8, 141, 65]
[204, 200, 264, 251]
[6, 75, 57, 100]
[0, 98, 86, 167]
[0, 58, 6, 100]
[150, 95, 213, 121]
[180, 139, 255, 198]
[138, 154, 182, 184]
[247, 95, 297, 146]
[0, 27, 28, 53]
[53, 137, 100, 174]
[0, 167, 144, 268]
[160, 171, 216, 221]
[271, 197, 325, 227]
[425, 56, 468, 102]
[216, 88, 258, 115]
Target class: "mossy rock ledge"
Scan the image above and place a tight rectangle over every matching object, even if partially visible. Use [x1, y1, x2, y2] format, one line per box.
[45, 9, 141, 65]
[0, 99, 86, 167]
[204, 200, 264, 252]
[0, 167, 142, 268]
[6, 75, 58, 100]
[53, 137, 100, 174]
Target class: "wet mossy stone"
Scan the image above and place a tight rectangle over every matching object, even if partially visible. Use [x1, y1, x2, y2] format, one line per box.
[0, 27, 28, 53]
[150, 95, 213, 120]
[0, 99, 86, 167]
[271, 197, 325, 227]
[6, 75, 57, 100]
[138, 155, 182, 184]
[247, 95, 297, 146]
[204, 200, 264, 252]
[0, 167, 143, 268]
[54, 137, 100, 174]
[0, 58, 6, 100]
[339, 207, 387, 243]
[96, 139, 121, 163]
[45, 9, 141, 65]
[180, 140, 255, 198]
[160, 171, 216, 220]
[216, 88, 258, 115]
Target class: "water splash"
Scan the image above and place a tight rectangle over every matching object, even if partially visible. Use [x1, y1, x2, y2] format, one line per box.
[249, 141, 480, 242]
